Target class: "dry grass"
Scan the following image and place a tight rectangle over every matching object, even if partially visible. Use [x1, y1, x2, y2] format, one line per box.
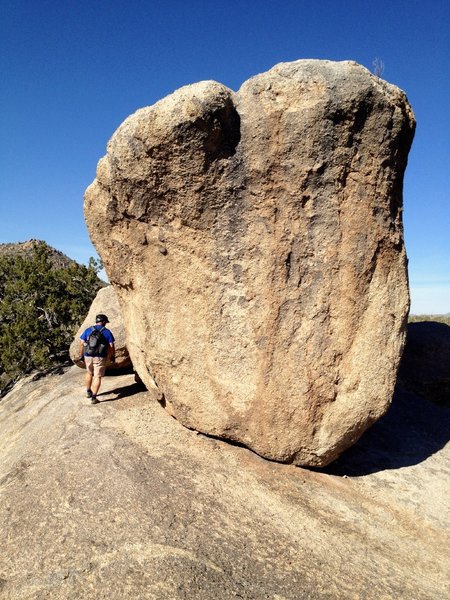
[408, 314, 450, 325]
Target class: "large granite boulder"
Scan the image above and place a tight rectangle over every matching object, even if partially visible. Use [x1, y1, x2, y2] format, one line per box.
[84, 60, 415, 466]
[70, 286, 132, 372]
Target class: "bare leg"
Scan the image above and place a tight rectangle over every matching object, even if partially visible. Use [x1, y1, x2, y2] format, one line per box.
[85, 371, 93, 391]
[91, 376, 102, 396]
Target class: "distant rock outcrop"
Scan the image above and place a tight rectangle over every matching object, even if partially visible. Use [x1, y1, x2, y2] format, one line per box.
[84, 60, 415, 466]
[0, 239, 75, 269]
[70, 286, 132, 372]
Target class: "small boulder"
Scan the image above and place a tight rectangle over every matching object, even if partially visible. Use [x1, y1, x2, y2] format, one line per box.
[70, 286, 132, 372]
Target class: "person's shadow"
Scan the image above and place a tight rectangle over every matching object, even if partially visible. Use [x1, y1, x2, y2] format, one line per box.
[324, 321, 450, 476]
[96, 380, 147, 403]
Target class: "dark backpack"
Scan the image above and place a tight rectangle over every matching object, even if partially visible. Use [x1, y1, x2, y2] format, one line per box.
[84, 326, 107, 357]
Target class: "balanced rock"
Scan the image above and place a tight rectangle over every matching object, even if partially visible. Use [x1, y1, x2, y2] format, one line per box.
[70, 285, 132, 372]
[84, 60, 415, 466]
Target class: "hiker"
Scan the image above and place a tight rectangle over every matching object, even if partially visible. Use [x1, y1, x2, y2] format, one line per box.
[79, 313, 115, 404]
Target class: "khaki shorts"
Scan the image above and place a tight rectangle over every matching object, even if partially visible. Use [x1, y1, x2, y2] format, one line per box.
[84, 356, 107, 377]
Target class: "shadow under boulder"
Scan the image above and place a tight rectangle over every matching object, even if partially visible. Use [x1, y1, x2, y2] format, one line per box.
[323, 386, 450, 476]
[398, 321, 450, 406]
[324, 321, 450, 476]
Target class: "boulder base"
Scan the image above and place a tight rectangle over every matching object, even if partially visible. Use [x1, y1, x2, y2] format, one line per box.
[84, 60, 415, 466]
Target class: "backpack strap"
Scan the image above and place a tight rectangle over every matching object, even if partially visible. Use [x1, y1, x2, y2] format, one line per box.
[84, 326, 95, 340]
[90, 325, 105, 335]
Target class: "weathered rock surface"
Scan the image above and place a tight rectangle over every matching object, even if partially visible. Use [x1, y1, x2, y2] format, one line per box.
[0, 369, 448, 599]
[85, 60, 415, 466]
[70, 286, 132, 372]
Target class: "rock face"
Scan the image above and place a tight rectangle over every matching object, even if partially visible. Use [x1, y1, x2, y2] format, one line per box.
[84, 60, 415, 466]
[70, 286, 132, 372]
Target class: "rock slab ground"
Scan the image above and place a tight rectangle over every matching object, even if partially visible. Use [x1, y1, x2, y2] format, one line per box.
[0, 367, 448, 599]
[85, 60, 415, 466]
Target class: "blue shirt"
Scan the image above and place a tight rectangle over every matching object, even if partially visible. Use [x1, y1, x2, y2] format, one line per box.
[80, 324, 115, 357]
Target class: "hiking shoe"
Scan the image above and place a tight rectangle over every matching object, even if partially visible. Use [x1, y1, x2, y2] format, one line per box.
[90, 397, 99, 405]
[86, 389, 93, 398]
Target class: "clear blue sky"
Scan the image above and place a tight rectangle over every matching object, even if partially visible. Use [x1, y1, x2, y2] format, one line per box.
[1, 0, 449, 314]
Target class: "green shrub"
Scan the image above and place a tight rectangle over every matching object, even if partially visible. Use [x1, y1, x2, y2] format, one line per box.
[408, 314, 450, 326]
[0, 242, 102, 393]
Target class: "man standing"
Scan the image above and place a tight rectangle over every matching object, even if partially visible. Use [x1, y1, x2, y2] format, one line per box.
[79, 313, 115, 404]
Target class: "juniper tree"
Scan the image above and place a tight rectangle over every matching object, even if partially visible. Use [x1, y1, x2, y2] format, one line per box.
[0, 242, 102, 393]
